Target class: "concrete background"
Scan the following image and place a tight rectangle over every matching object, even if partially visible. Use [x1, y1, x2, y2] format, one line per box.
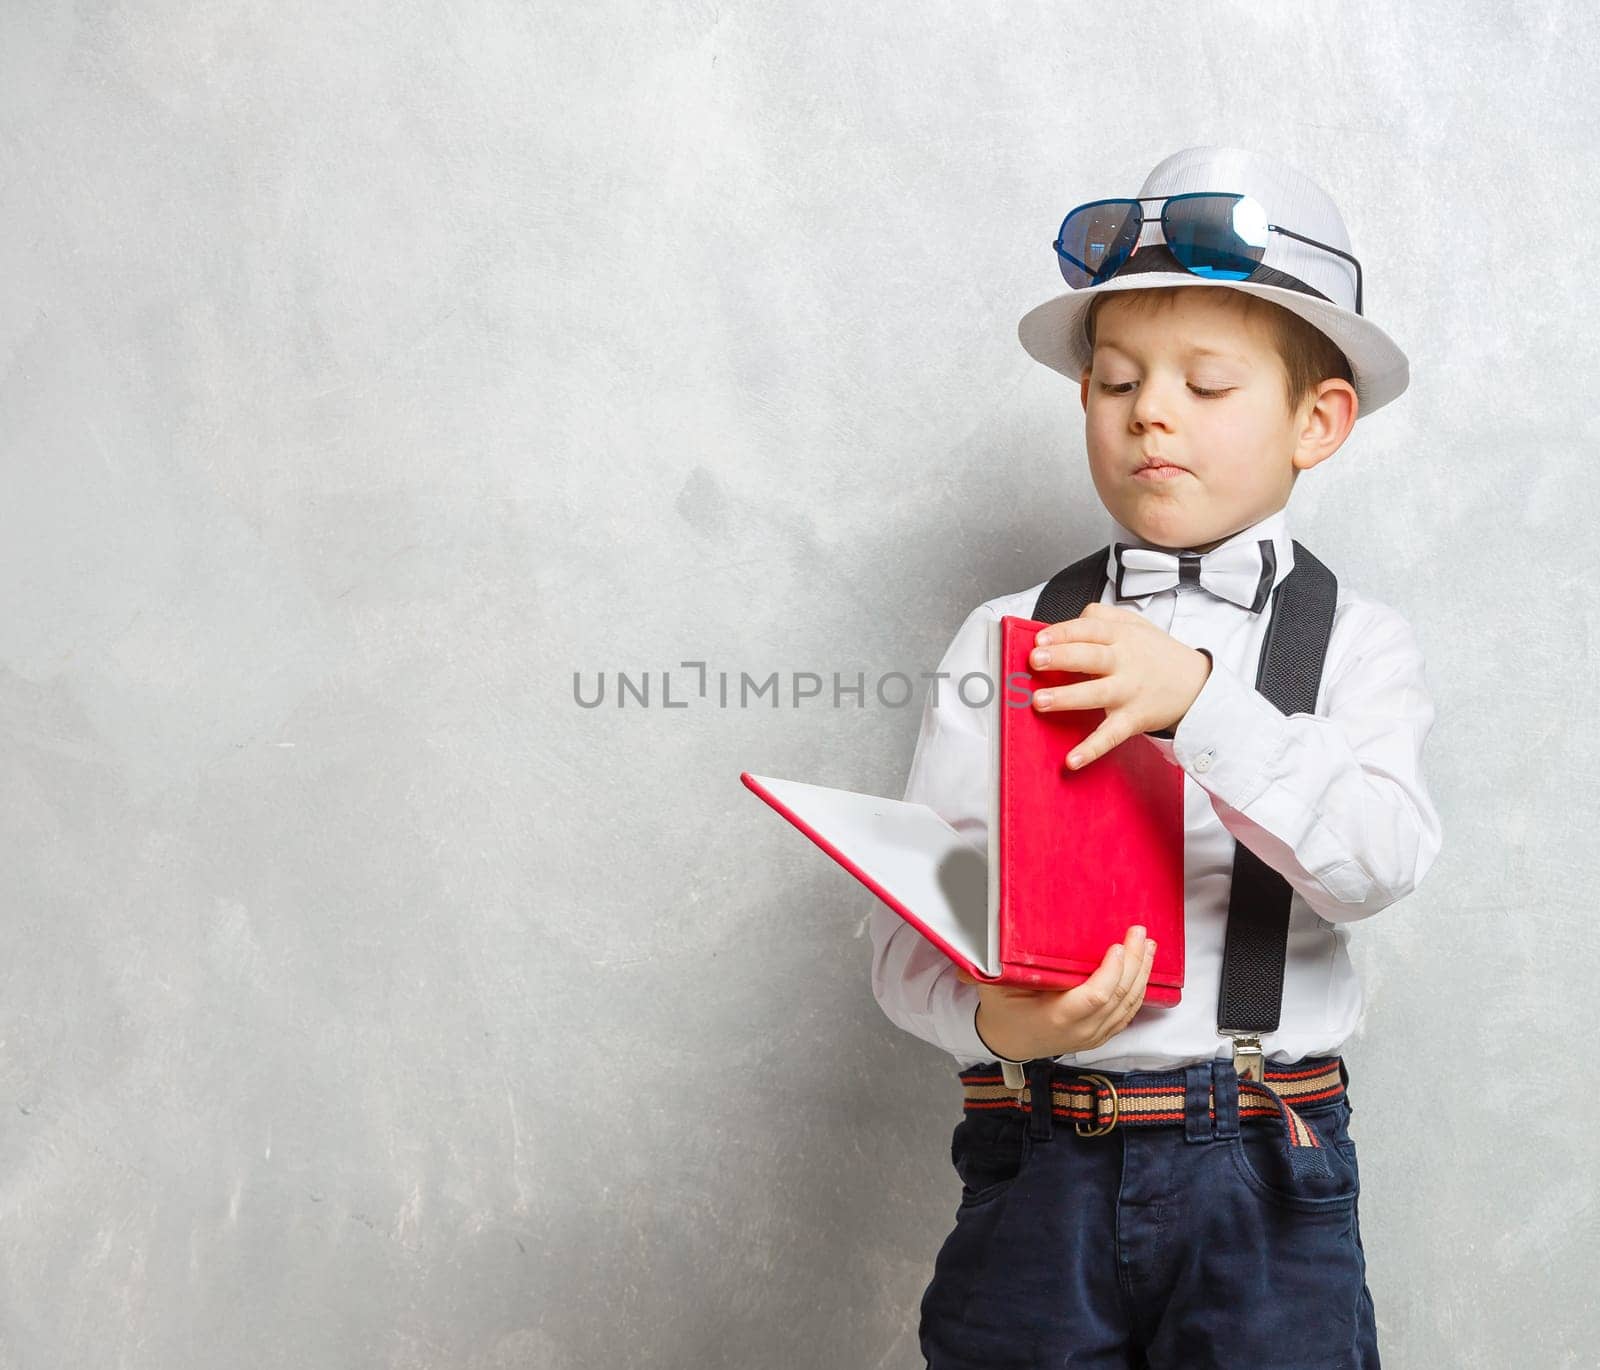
[2, 1, 1596, 1366]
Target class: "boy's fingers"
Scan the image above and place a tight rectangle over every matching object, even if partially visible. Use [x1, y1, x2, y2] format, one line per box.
[1126, 939, 1156, 999]
[1106, 975, 1150, 1037]
[1098, 943, 1144, 1028]
[1116, 925, 1150, 985]
[1085, 934, 1156, 1033]
[1067, 941, 1131, 1021]
[958, 928, 1155, 1032]
[1067, 716, 1133, 770]
[1115, 941, 1157, 1025]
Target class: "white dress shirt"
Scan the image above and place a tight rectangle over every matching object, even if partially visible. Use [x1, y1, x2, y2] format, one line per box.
[868, 504, 1443, 1073]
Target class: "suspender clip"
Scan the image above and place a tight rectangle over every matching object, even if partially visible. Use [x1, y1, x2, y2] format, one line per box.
[1224, 1031, 1265, 1083]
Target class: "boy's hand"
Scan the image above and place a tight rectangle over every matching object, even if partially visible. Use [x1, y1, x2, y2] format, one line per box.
[1027, 603, 1211, 769]
[954, 924, 1157, 1060]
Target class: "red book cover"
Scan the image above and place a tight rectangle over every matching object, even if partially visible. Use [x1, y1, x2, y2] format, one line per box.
[742, 613, 1186, 1002]
[988, 615, 1185, 1002]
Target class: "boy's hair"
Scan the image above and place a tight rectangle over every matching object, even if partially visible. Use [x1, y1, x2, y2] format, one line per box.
[1085, 288, 1355, 420]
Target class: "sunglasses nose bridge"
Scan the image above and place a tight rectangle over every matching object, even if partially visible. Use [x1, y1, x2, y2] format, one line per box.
[1132, 215, 1165, 250]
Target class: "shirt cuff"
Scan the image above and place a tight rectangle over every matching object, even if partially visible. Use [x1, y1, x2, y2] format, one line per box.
[928, 975, 1031, 1064]
[1140, 650, 1288, 811]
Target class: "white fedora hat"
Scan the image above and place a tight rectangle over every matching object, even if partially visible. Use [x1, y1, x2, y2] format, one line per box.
[1017, 145, 1410, 416]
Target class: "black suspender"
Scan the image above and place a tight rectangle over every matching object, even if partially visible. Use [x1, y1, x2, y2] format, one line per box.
[1030, 540, 1339, 1080]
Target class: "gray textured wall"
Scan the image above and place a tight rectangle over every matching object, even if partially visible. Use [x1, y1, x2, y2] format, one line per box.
[2, 2, 1596, 1366]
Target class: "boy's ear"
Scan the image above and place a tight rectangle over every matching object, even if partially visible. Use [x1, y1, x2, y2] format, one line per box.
[1293, 379, 1359, 473]
[1079, 366, 1093, 411]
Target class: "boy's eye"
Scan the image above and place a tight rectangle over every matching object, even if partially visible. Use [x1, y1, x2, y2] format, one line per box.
[1096, 381, 1231, 398]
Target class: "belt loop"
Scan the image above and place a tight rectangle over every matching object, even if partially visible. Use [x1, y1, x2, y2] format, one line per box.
[1026, 1059, 1054, 1141]
[1183, 1061, 1214, 1144]
[1212, 1055, 1241, 1139]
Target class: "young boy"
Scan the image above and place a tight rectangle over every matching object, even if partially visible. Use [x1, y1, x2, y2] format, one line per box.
[869, 146, 1442, 1368]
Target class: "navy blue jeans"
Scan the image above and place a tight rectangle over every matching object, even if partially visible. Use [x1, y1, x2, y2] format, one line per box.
[919, 1055, 1377, 1369]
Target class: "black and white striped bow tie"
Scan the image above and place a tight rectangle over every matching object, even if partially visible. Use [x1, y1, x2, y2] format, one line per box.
[1112, 538, 1278, 614]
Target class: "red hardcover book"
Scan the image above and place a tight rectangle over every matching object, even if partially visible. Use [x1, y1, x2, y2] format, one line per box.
[742, 614, 1185, 1002]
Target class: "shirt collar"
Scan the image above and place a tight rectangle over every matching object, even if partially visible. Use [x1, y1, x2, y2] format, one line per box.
[1102, 505, 1297, 599]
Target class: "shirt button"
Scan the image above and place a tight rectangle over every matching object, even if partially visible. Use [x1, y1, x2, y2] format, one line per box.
[1193, 749, 1215, 773]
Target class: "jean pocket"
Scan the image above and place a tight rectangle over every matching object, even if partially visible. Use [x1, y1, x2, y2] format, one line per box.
[950, 1110, 1035, 1207]
[1229, 1107, 1361, 1212]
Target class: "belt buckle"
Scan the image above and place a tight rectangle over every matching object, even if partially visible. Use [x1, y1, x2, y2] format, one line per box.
[1074, 1072, 1120, 1137]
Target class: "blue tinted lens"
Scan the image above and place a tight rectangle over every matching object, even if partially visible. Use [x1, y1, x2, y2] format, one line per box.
[1162, 194, 1266, 280]
[1056, 199, 1142, 288]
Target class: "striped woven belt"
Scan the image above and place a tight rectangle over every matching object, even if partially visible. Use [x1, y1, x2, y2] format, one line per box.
[960, 1056, 1347, 1174]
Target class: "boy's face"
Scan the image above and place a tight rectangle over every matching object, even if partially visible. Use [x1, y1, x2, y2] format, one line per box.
[1078, 288, 1349, 553]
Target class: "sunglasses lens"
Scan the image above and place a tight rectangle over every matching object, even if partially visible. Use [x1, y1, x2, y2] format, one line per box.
[1056, 200, 1142, 288]
[1162, 194, 1269, 280]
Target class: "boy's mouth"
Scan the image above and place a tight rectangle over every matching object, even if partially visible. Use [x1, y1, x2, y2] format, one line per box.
[1134, 453, 1190, 480]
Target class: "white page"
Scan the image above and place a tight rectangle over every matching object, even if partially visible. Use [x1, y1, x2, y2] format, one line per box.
[745, 773, 994, 975]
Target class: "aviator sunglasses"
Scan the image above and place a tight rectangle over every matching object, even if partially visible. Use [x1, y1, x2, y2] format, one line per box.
[1054, 193, 1364, 317]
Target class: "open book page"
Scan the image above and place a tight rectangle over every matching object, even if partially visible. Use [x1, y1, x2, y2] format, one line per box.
[742, 773, 993, 975]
